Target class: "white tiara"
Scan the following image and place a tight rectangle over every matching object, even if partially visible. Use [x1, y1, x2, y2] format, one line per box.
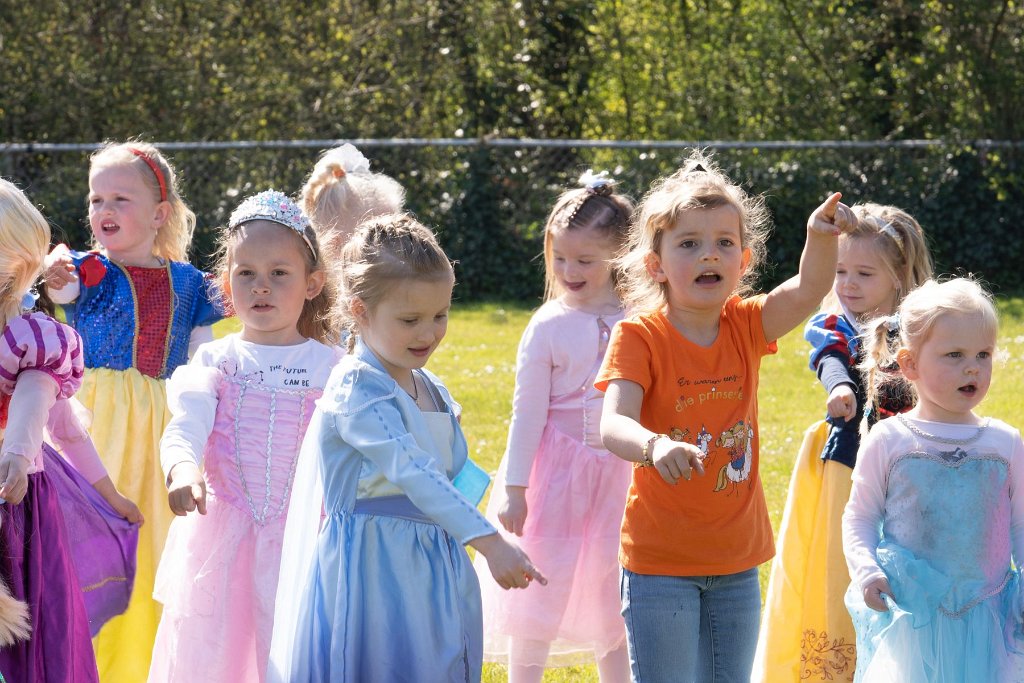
[228, 190, 315, 256]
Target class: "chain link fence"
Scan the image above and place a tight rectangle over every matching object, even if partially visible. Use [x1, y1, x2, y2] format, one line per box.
[3, 139, 1023, 299]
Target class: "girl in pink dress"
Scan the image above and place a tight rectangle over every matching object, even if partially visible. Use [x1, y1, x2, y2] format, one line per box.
[476, 172, 635, 682]
[147, 190, 340, 683]
[0, 178, 142, 683]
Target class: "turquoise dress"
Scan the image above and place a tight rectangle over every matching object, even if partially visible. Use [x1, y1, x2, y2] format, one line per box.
[844, 416, 1024, 682]
[268, 340, 497, 683]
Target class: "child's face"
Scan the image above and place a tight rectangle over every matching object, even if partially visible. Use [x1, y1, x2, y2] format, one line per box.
[899, 310, 995, 423]
[228, 220, 324, 346]
[835, 237, 899, 318]
[354, 277, 454, 383]
[88, 164, 168, 265]
[646, 206, 749, 313]
[550, 226, 618, 310]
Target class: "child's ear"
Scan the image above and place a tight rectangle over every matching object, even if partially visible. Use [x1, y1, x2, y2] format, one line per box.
[896, 347, 918, 379]
[350, 296, 369, 323]
[741, 247, 752, 272]
[305, 270, 325, 300]
[152, 201, 171, 231]
[644, 251, 666, 283]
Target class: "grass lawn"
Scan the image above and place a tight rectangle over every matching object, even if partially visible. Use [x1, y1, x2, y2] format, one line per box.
[218, 298, 1024, 682]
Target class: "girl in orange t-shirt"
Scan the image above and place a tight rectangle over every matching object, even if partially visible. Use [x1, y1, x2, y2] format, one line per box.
[595, 151, 855, 682]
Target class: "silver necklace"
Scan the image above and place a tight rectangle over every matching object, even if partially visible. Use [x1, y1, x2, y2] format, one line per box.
[898, 414, 989, 446]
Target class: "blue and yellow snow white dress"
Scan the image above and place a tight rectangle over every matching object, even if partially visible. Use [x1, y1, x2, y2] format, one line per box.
[56, 249, 223, 683]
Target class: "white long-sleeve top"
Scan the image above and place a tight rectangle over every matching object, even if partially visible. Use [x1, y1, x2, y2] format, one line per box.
[159, 334, 342, 480]
[502, 300, 624, 486]
[843, 413, 1024, 590]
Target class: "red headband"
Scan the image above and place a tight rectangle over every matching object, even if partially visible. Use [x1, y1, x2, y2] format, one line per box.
[128, 148, 168, 202]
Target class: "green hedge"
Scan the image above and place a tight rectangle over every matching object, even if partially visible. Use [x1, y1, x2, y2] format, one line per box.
[4, 142, 1021, 301]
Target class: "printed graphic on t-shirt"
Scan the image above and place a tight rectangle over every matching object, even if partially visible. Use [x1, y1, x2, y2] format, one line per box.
[668, 372, 754, 494]
[714, 420, 754, 493]
[218, 358, 315, 388]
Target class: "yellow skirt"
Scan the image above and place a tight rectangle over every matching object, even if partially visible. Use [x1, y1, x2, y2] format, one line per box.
[76, 367, 174, 683]
[752, 420, 857, 683]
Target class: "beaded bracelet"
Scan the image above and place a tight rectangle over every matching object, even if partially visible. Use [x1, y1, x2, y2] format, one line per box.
[638, 433, 667, 468]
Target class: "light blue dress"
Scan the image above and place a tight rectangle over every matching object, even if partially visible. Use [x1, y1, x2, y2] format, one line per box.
[844, 416, 1024, 683]
[268, 340, 496, 683]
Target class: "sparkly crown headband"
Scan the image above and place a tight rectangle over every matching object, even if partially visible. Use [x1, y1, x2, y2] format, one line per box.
[228, 190, 316, 257]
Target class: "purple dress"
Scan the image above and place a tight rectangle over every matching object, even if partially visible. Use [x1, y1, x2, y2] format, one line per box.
[0, 313, 138, 682]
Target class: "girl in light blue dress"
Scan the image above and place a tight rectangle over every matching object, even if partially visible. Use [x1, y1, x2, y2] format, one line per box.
[268, 214, 546, 683]
[843, 278, 1024, 682]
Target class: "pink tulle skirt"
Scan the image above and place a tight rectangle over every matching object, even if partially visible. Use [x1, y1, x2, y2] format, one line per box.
[477, 425, 631, 667]
[149, 493, 285, 683]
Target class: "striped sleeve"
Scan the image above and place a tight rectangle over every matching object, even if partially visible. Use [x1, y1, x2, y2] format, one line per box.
[0, 312, 85, 399]
[803, 312, 858, 372]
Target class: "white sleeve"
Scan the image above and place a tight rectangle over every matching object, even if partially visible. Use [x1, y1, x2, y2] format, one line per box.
[159, 362, 219, 482]
[48, 278, 81, 305]
[188, 326, 215, 360]
[1009, 430, 1024, 569]
[502, 317, 552, 487]
[842, 427, 890, 589]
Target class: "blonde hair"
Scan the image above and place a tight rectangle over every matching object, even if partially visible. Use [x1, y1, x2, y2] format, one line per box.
[0, 179, 51, 331]
[860, 277, 997, 415]
[821, 203, 933, 314]
[211, 217, 340, 346]
[617, 150, 771, 315]
[337, 213, 453, 350]
[301, 146, 405, 263]
[542, 182, 634, 302]
[89, 142, 195, 262]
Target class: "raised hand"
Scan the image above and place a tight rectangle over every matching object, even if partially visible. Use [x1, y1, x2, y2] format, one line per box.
[42, 243, 78, 291]
[808, 192, 856, 236]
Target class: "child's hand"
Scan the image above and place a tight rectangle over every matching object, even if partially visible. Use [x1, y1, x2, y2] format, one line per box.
[862, 576, 893, 611]
[43, 244, 78, 291]
[167, 461, 207, 516]
[498, 486, 528, 536]
[651, 438, 705, 485]
[0, 453, 31, 505]
[807, 192, 857, 236]
[471, 532, 548, 590]
[827, 384, 857, 422]
[91, 475, 145, 524]
[108, 491, 144, 525]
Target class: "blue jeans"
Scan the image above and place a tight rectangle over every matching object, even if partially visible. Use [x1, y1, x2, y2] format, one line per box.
[620, 567, 761, 683]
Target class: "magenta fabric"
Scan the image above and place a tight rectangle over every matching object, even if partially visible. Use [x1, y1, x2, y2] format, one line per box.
[0, 469, 99, 682]
[42, 444, 138, 636]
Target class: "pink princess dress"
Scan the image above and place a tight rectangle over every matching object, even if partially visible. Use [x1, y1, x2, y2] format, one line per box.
[477, 300, 632, 667]
[148, 336, 339, 683]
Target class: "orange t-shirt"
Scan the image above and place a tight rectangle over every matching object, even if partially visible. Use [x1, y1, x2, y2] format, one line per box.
[595, 295, 777, 576]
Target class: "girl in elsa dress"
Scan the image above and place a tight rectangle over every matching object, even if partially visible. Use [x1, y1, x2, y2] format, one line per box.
[843, 277, 1024, 682]
[268, 214, 545, 683]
